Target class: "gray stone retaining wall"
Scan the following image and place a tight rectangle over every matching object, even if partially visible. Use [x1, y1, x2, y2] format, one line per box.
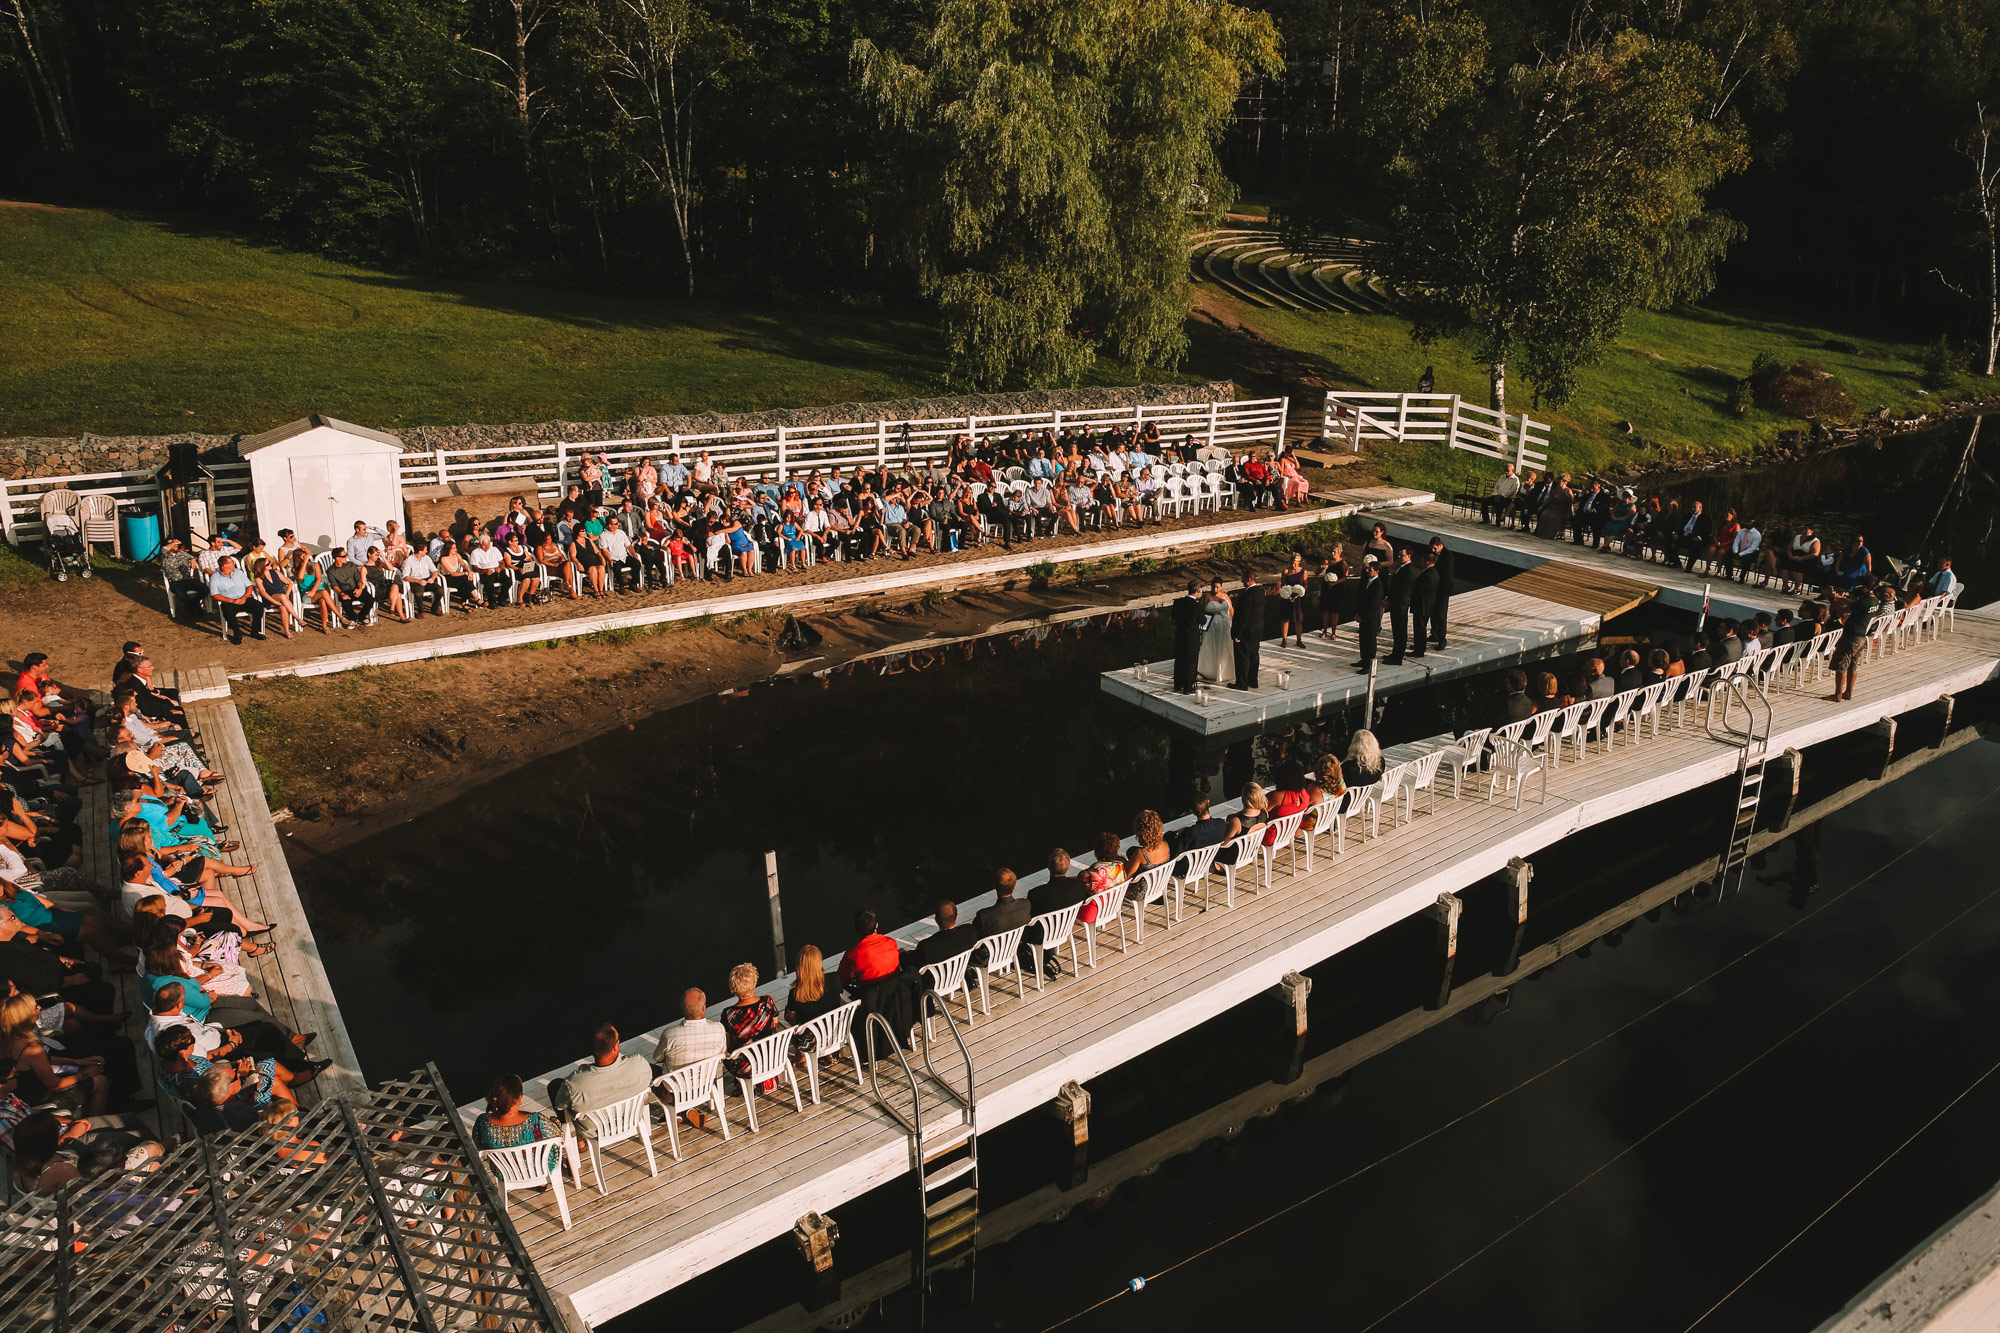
[0, 382, 1236, 480]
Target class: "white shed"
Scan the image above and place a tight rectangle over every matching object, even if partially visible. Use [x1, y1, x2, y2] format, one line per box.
[241, 415, 406, 552]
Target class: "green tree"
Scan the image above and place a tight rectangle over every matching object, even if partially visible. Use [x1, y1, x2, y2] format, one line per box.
[1368, 7, 1749, 414]
[855, 0, 1278, 388]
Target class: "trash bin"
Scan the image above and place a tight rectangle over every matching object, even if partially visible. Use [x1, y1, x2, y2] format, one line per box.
[121, 512, 162, 561]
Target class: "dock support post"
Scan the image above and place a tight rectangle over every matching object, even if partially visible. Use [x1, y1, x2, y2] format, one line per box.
[792, 1211, 839, 1274]
[765, 851, 787, 979]
[1497, 858, 1532, 978]
[1874, 716, 1897, 778]
[1278, 970, 1312, 1036]
[1428, 893, 1463, 1011]
[1055, 1080, 1091, 1147]
[1770, 748, 1802, 833]
[1933, 694, 1955, 747]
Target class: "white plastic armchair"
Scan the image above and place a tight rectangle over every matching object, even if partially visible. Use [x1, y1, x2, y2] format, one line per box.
[1170, 843, 1222, 915]
[653, 1056, 731, 1156]
[1081, 883, 1130, 967]
[566, 1089, 659, 1195]
[1125, 862, 1178, 941]
[921, 950, 983, 1041]
[790, 1002, 861, 1104]
[1439, 728, 1492, 799]
[1210, 829, 1263, 908]
[730, 1028, 805, 1132]
[1027, 902, 1085, 982]
[1394, 750, 1448, 821]
[1486, 736, 1547, 808]
[1595, 692, 1637, 755]
[1257, 810, 1310, 889]
[976, 926, 1030, 1002]
[480, 1137, 572, 1230]
[1542, 702, 1587, 768]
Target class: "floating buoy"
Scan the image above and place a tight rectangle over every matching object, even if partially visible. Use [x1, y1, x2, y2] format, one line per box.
[1128, 1277, 1147, 1293]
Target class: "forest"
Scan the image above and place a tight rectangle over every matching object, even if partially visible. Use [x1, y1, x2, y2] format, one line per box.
[5, 0, 2000, 403]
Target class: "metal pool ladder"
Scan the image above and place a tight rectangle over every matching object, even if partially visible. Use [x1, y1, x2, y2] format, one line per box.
[1706, 674, 1774, 898]
[863, 992, 981, 1299]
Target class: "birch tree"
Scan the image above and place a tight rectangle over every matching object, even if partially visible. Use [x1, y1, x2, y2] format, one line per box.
[1, 0, 73, 160]
[450, 0, 561, 172]
[1934, 103, 2000, 377]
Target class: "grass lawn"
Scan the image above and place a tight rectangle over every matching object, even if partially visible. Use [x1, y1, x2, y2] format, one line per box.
[0, 203, 962, 437]
[1230, 297, 1942, 494]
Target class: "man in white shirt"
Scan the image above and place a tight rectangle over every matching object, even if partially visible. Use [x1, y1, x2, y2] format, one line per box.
[345, 520, 386, 565]
[653, 989, 727, 1129]
[465, 532, 507, 606]
[598, 523, 640, 592]
[662, 454, 690, 492]
[1728, 520, 1762, 582]
[1927, 558, 1959, 597]
[1481, 465, 1520, 525]
[402, 545, 442, 615]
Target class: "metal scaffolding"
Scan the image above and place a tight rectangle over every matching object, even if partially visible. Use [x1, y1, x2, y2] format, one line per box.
[0, 1066, 563, 1333]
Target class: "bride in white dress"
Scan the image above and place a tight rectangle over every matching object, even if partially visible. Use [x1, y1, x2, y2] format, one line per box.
[1196, 587, 1236, 685]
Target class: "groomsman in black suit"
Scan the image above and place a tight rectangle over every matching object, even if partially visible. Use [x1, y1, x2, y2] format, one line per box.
[1427, 534, 1454, 649]
[1170, 579, 1203, 694]
[1231, 575, 1266, 689]
[1384, 546, 1415, 665]
[1353, 558, 1386, 672]
[1410, 552, 1441, 659]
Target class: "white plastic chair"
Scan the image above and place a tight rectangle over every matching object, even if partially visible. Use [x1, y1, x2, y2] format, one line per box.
[730, 1028, 805, 1132]
[1027, 902, 1085, 982]
[1439, 728, 1491, 798]
[1487, 736, 1547, 808]
[1257, 810, 1310, 888]
[1170, 843, 1222, 915]
[921, 950, 983, 1040]
[481, 1138, 572, 1231]
[1394, 751, 1447, 821]
[654, 1054, 732, 1155]
[790, 1002, 861, 1105]
[1298, 793, 1341, 871]
[1080, 883, 1129, 966]
[976, 926, 1030, 1002]
[1104, 864, 1163, 942]
[1595, 692, 1637, 755]
[566, 1089, 659, 1195]
[1210, 829, 1263, 907]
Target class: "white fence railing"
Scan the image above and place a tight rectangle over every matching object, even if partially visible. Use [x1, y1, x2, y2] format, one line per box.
[1322, 392, 1549, 469]
[1, 397, 1287, 547]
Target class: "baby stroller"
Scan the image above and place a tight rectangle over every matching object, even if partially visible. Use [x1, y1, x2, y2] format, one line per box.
[39, 489, 92, 581]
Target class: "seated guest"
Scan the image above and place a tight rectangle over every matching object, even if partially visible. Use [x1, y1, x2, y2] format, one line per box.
[722, 962, 779, 1052]
[975, 867, 1034, 942]
[1501, 669, 1535, 722]
[1023, 855, 1086, 978]
[473, 1073, 561, 1159]
[1166, 795, 1229, 857]
[186, 1062, 266, 1137]
[548, 1022, 654, 1134]
[1684, 636, 1712, 672]
[154, 1021, 297, 1110]
[1082, 831, 1127, 904]
[1340, 731, 1384, 789]
[8, 1107, 161, 1194]
[1771, 609, 1797, 645]
[1614, 649, 1645, 692]
[1581, 657, 1615, 699]
[908, 901, 981, 975]
[1264, 766, 1317, 844]
[783, 946, 844, 1032]
[144, 982, 326, 1083]
[324, 549, 373, 627]
[655, 987, 726, 1071]
[836, 909, 903, 993]
[1534, 671, 1568, 711]
[1123, 810, 1173, 877]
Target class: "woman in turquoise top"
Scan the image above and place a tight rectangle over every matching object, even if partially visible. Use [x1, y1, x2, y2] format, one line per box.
[473, 1075, 561, 1170]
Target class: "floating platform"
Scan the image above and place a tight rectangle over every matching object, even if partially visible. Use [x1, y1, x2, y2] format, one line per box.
[1098, 582, 1602, 736]
[491, 606, 2000, 1326]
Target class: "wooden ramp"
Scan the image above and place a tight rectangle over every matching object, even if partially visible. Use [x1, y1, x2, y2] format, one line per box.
[1099, 583, 1600, 736]
[495, 608, 2000, 1325]
[1496, 559, 1658, 619]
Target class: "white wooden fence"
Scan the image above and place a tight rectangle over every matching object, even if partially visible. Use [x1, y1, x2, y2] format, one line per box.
[1321, 392, 1549, 469]
[0, 396, 1287, 546]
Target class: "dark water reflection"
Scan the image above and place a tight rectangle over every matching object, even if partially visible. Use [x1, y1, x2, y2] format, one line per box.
[1640, 417, 1998, 591]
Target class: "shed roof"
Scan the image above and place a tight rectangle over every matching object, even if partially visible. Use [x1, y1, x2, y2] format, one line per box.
[239, 414, 404, 454]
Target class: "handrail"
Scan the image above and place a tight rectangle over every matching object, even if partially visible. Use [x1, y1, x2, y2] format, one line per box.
[917, 990, 976, 1121]
[1705, 674, 1772, 750]
[863, 1012, 922, 1139]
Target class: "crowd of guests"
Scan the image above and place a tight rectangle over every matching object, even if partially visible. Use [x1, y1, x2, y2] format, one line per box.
[1, 642, 333, 1195]
[162, 425, 1315, 644]
[1475, 464, 1964, 602]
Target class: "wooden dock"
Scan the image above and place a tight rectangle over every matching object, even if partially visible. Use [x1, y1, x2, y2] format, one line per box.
[81, 666, 365, 1137]
[1375, 503, 1781, 620]
[219, 490, 1435, 685]
[492, 607, 2000, 1326]
[1098, 583, 1602, 735]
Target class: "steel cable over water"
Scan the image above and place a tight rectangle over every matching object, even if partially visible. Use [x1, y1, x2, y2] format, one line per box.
[1037, 780, 2000, 1333]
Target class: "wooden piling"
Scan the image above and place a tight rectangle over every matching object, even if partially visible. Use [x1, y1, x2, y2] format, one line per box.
[1432, 893, 1463, 960]
[1933, 693, 1955, 746]
[1055, 1080, 1091, 1147]
[1772, 748, 1803, 832]
[791, 1212, 839, 1275]
[1278, 970, 1312, 1037]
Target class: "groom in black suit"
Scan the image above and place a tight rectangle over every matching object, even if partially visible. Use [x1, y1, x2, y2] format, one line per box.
[1170, 579, 1203, 694]
[1231, 575, 1266, 689]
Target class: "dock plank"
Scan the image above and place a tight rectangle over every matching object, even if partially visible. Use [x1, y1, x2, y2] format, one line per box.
[510, 611, 2000, 1324]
